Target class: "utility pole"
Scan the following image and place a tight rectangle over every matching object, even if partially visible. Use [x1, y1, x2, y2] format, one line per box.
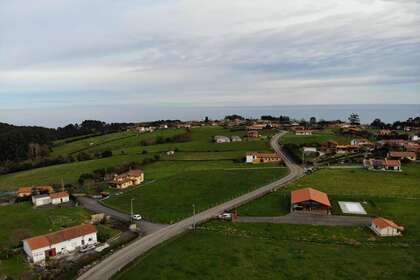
[192, 203, 196, 230]
[61, 177, 65, 192]
[130, 198, 134, 223]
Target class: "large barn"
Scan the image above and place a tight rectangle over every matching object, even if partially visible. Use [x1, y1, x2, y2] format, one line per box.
[23, 224, 97, 263]
[291, 188, 331, 214]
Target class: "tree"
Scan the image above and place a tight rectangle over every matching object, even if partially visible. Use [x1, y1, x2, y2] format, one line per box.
[371, 118, 386, 129]
[310, 117, 317, 124]
[348, 113, 360, 125]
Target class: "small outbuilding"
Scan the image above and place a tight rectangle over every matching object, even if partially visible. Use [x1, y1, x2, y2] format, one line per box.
[370, 217, 404, 237]
[32, 194, 51, 207]
[214, 135, 231, 144]
[291, 188, 331, 214]
[50, 192, 70, 205]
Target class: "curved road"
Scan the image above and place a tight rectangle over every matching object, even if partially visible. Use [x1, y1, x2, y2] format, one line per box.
[77, 131, 304, 280]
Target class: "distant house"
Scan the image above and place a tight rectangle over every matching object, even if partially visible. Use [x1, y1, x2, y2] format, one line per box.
[387, 151, 417, 161]
[17, 185, 54, 198]
[246, 152, 282, 164]
[32, 194, 51, 207]
[247, 131, 259, 138]
[410, 135, 419, 141]
[370, 217, 404, 237]
[247, 124, 265, 130]
[16, 187, 33, 198]
[110, 169, 144, 189]
[377, 139, 407, 147]
[32, 191, 70, 207]
[336, 145, 358, 154]
[166, 150, 175, 156]
[351, 138, 374, 148]
[23, 224, 97, 263]
[377, 129, 392, 136]
[404, 143, 420, 153]
[303, 147, 317, 154]
[50, 192, 70, 205]
[295, 130, 312, 136]
[214, 135, 231, 144]
[363, 159, 401, 172]
[290, 188, 331, 214]
[320, 140, 338, 154]
[230, 136, 242, 142]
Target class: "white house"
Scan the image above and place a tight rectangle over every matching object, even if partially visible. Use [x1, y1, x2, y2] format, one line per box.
[50, 192, 70, 205]
[32, 194, 51, 207]
[214, 135, 231, 143]
[230, 136, 242, 142]
[32, 192, 70, 207]
[303, 147, 317, 154]
[370, 217, 404, 237]
[295, 130, 312, 136]
[411, 135, 419, 141]
[23, 224, 97, 263]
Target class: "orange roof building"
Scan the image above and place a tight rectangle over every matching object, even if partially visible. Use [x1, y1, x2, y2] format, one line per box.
[23, 224, 97, 263]
[110, 169, 144, 189]
[388, 151, 417, 161]
[291, 188, 331, 214]
[246, 152, 282, 164]
[371, 217, 404, 237]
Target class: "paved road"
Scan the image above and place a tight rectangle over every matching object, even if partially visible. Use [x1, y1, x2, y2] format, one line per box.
[77, 131, 304, 280]
[237, 213, 372, 226]
[78, 197, 167, 235]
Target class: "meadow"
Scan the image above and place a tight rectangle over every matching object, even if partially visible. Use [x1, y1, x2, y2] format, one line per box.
[113, 163, 420, 279]
[281, 128, 353, 146]
[114, 221, 420, 280]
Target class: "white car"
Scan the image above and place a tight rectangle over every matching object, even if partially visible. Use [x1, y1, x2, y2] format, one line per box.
[132, 214, 142, 221]
[217, 213, 232, 220]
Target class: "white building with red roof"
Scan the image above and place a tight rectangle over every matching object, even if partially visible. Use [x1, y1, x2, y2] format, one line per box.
[246, 152, 282, 164]
[363, 159, 402, 172]
[23, 224, 97, 263]
[370, 217, 404, 237]
[291, 187, 331, 214]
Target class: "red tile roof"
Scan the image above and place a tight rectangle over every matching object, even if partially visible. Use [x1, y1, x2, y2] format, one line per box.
[49, 192, 69, 199]
[389, 151, 416, 158]
[372, 217, 404, 231]
[246, 152, 281, 159]
[17, 187, 32, 194]
[25, 224, 97, 250]
[291, 188, 331, 207]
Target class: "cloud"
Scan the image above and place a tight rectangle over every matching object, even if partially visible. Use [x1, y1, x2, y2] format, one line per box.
[0, 0, 419, 125]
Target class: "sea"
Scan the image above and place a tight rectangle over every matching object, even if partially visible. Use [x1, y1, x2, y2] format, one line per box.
[1, 104, 419, 127]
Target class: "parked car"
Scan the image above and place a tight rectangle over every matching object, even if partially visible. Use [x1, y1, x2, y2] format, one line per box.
[132, 214, 142, 221]
[217, 213, 232, 220]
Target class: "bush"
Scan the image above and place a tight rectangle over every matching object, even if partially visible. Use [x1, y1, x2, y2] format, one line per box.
[101, 150, 113, 158]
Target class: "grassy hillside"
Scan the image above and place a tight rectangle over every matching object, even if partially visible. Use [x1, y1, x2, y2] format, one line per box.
[114, 164, 420, 279]
[104, 167, 288, 223]
[0, 126, 275, 191]
[281, 129, 352, 146]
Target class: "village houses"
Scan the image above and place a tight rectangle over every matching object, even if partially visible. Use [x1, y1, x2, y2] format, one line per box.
[295, 130, 313, 136]
[363, 159, 402, 172]
[16, 185, 54, 198]
[23, 224, 97, 263]
[32, 192, 70, 207]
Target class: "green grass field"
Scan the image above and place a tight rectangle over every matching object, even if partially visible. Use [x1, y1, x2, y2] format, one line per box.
[104, 167, 288, 223]
[114, 163, 420, 279]
[0, 202, 91, 248]
[281, 129, 352, 146]
[0, 126, 274, 191]
[114, 221, 420, 280]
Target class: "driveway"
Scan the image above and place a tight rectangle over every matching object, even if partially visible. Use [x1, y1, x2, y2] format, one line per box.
[78, 196, 168, 235]
[237, 213, 372, 226]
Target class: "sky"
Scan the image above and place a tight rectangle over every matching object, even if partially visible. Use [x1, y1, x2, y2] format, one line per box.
[1, 0, 420, 126]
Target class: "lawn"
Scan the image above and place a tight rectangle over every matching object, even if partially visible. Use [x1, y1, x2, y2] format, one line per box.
[104, 167, 288, 223]
[0, 126, 275, 191]
[114, 221, 420, 280]
[0, 255, 29, 279]
[0, 202, 90, 248]
[281, 129, 352, 146]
